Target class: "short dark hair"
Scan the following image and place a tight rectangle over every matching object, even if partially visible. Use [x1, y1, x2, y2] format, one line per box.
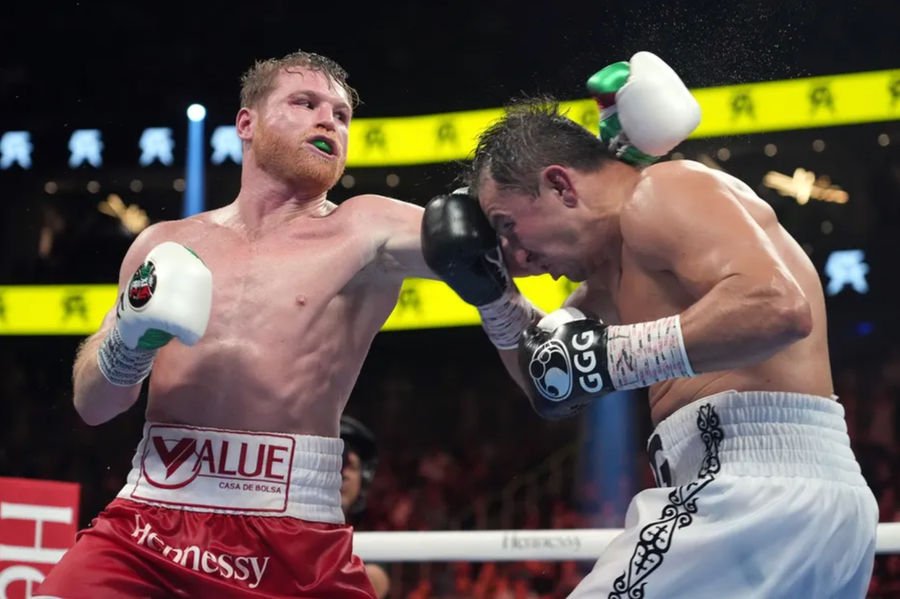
[467, 97, 615, 196]
[240, 50, 360, 109]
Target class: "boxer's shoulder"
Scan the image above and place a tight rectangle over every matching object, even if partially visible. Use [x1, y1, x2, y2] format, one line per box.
[337, 193, 423, 223]
[137, 210, 222, 241]
[626, 160, 725, 225]
[333, 194, 424, 248]
[635, 159, 718, 193]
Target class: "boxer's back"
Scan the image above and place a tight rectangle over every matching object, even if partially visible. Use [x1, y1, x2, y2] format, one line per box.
[142, 199, 403, 435]
[616, 162, 833, 424]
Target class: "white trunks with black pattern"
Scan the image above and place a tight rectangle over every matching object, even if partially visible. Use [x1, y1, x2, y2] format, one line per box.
[568, 390, 878, 599]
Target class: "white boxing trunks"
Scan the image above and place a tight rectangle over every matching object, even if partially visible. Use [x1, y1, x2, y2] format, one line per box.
[568, 390, 878, 599]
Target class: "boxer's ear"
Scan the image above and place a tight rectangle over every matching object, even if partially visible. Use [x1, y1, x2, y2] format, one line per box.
[541, 166, 577, 208]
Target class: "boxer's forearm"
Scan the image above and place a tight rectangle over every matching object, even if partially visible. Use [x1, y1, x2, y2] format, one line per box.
[72, 323, 142, 426]
[679, 275, 813, 372]
[498, 348, 532, 397]
[494, 304, 545, 398]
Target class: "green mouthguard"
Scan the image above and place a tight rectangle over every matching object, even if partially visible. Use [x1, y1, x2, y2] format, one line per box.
[312, 139, 332, 154]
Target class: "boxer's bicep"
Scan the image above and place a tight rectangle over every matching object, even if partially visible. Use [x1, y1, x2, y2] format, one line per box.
[624, 168, 811, 371]
[356, 195, 437, 280]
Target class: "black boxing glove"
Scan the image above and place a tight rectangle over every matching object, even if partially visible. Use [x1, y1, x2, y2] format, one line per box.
[421, 188, 507, 305]
[519, 308, 696, 419]
[422, 188, 536, 349]
[519, 308, 614, 419]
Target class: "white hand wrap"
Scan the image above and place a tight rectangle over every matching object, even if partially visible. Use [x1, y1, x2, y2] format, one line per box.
[606, 315, 695, 390]
[97, 326, 158, 386]
[477, 287, 538, 350]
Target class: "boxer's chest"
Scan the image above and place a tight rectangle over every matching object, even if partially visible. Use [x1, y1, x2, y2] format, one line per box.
[189, 222, 375, 328]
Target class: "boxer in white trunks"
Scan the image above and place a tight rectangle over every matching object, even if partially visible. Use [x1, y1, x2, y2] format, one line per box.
[422, 52, 878, 598]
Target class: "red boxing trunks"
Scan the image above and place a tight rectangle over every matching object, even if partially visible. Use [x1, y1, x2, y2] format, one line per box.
[37, 423, 375, 598]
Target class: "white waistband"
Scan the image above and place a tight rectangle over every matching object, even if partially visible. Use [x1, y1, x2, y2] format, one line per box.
[648, 390, 866, 487]
[117, 422, 345, 524]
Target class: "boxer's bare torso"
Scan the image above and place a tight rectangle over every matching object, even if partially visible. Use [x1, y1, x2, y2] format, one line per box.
[119, 195, 425, 435]
[73, 64, 435, 435]
[575, 161, 833, 424]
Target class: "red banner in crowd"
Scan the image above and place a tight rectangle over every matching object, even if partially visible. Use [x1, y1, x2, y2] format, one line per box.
[0, 477, 80, 599]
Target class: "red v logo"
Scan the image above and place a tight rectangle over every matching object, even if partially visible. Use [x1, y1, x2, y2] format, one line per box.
[152, 437, 197, 479]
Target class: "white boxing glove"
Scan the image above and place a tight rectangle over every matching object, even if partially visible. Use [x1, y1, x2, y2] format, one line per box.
[587, 51, 701, 166]
[97, 241, 213, 386]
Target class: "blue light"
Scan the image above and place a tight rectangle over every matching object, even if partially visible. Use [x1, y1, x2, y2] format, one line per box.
[582, 390, 637, 521]
[825, 250, 869, 295]
[187, 104, 207, 122]
[855, 321, 874, 336]
[183, 103, 206, 217]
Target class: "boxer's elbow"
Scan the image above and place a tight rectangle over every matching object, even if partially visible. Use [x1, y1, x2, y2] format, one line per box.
[73, 388, 130, 426]
[74, 394, 112, 426]
[769, 287, 813, 343]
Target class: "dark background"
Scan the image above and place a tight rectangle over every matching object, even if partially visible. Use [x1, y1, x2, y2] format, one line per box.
[4, 0, 898, 120]
[2, 1, 900, 596]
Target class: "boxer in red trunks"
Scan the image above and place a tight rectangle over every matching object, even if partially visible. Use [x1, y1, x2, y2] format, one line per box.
[37, 50, 435, 598]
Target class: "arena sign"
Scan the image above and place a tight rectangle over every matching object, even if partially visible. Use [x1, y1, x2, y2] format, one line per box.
[0, 276, 575, 335]
[0, 69, 897, 171]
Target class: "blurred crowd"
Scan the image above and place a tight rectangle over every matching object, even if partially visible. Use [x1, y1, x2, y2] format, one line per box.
[1, 334, 898, 598]
[352, 341, 900, 598]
